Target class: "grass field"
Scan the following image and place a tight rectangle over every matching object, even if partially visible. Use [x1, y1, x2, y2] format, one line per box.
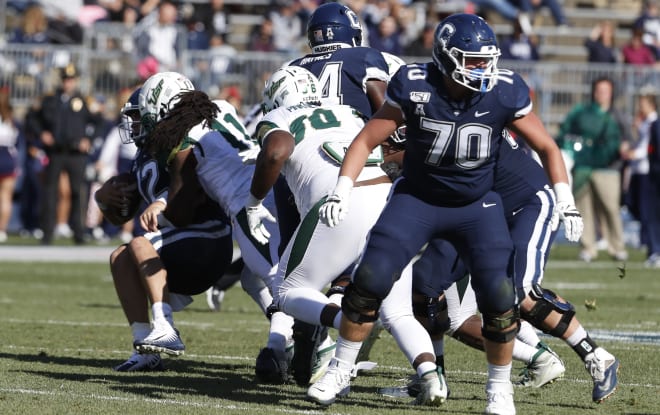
[0, 244, 659, 415]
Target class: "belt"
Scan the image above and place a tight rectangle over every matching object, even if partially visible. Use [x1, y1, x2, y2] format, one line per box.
[354, 175, 391, 187]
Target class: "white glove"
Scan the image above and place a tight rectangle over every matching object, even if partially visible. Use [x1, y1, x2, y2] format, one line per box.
[319, 176, 353, 227]
[245, 193, 276, 245]
[554, 182, 583, 242]
[238, 146, 261, 165]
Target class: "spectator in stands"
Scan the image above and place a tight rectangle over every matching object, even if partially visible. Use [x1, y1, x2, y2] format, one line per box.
[368, 15, 403, 56]
[634, 0, 660, 59]
[248, 16, 276, 52]
[31, 64, 95, 245]
[471, 0, 534, 35]
[646, 106, 660, 267]
[135, 0, 183, 72]
[268, 0, 305, 54]
[556, 77, 627, 262]
[0, 86, 21, 243]
[622, 26, 658, 66]
[513, 0, 569, 28]
[585, 20, 619, 64]
[8, 3, 50, 44]
[621, 93, 658, 255]
[20, 100, 47, 239]
[404, 22, 435, 57]
[499, 20, 540, 61]
[39, 0, 85, 44]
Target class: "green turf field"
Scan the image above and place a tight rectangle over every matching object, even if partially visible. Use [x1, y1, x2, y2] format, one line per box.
[0, 245, 658, 414]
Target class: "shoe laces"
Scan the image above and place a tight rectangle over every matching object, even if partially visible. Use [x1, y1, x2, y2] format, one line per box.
[585, 350, 611, 381]
[317, 363, 350, 390]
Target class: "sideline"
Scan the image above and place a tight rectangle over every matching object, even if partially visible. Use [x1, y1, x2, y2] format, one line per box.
[0, 245, 114, 262]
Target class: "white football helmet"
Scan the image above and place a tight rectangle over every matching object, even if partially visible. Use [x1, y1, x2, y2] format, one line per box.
[262, 66, 321, 114]
[138, 71, 195, 134]
[381, 52, 406, 79]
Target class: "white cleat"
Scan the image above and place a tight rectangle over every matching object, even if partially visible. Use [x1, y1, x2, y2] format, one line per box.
[485, 381, 516, 415]
[516, 348, 565, 388]
[310, 336, 336, 384]
[113, 352, 164, 372]
[134, 324, 185, 356]
[412, 371, 447, 406]
[307, 358, 351, 406]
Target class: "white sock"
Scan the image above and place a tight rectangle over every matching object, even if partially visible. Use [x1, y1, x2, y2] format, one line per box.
[130, 321, 151, 343]
[152, 302, 174, 326]
[566, 326, 587, 347]
[512, 339, 537, 364]
[334, 336, 362, 368]
[487, 362, 512, 385]
[417, 361, 437, 378]
[517, 321, 541, 346]
[280, 287, 330, 326]
[266, 311, 294, 352]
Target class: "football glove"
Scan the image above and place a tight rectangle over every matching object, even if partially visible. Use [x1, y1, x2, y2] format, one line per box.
[245, 194, 276, 245]
[554, 183, 583, 242]
[319, 176, 353, 228]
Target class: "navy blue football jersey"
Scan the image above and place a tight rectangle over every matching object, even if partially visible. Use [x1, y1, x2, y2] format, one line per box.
[288, 46, 389, 118]
[387, 63, 532, 206]
[494, 133, 550, 215]
[131, 149, 229, 225]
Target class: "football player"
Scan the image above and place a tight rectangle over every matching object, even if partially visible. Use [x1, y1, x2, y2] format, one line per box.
[313, 14, 580, 415]
[246, 67, 444, 404]
[134, 72, 297, 379]
[96, 84, 236, 371]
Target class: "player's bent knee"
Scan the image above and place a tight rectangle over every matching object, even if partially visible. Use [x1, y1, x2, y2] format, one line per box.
[341, 283, 381, 323]
[482, 308, 520, 343]
[521, 283, 575, 337]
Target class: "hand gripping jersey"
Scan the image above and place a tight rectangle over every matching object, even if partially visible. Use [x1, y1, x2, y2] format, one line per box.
[387, 63, 532, 206]
[288, 47, 389, 118]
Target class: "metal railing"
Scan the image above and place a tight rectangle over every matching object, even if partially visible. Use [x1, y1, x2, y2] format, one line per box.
[1, 43, 657, 134]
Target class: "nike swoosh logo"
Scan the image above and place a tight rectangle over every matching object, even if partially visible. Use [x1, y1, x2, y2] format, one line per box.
[475, 111, 490, 117]
[482, 202, 496, 208]
[512, 207, 524, 216]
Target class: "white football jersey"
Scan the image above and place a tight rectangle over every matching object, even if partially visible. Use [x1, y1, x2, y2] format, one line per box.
[257, 103, 384, 216]
[187, 100, 257, 218]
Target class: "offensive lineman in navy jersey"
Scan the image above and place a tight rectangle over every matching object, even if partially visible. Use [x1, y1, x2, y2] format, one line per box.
[313, 14, 582, 414]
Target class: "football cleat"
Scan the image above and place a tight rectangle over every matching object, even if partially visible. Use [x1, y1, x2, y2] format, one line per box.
[291, 320, 329, 386]
[114, 352, 164, 372]
[516, 344, 565, 388]
[134, 325, 185, 356]
[307, 358, 351, 406]
[485, 381, 516, 415]
[255, 347, 291, 384]
[585, 347, 620, 403]
[407, 365, 450, 398]
[412, 371, 447, 406]
[310, 335, 336, 384]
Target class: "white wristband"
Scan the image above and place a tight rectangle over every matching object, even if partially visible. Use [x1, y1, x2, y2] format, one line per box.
[155, 197, 167, 209]
[246, 193, 264, 208]
[553, 182, 575, 205]
[334, 176, 354, 198]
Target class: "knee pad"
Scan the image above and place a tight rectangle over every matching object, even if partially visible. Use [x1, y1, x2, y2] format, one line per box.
[412, 295, 450, 336]
[521, 284, 575, 337]
[341, 283, 381, 323]
[482, 308, 520, 343]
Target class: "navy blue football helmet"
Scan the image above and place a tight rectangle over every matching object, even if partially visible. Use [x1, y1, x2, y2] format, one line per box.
[306, 3, 362, 52]
[118, 87, 144, 146]
[432, 13, 501, 93]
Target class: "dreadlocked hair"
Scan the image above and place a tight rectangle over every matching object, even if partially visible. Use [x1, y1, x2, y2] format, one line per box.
[145, 90, 219, 156]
